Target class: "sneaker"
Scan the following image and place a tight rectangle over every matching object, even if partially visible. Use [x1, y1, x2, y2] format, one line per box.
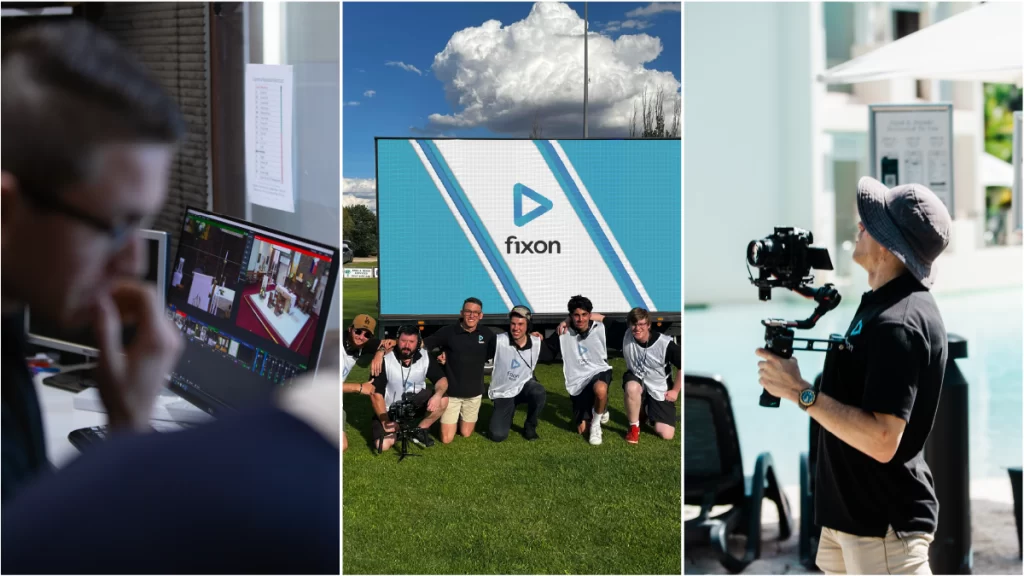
[412, 430, 435, 448]
[589, 419, 603, 446]
[625, 425, 640, 444]
[600, 411, 610, 425]
[522, 426, 539, 441]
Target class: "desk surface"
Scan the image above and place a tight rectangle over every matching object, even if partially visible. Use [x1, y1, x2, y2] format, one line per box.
[33, 371, 107, 469]
[34, 328, 339, 469]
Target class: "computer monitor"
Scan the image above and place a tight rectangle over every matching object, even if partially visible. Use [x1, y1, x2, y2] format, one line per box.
[27, 229, 169, 357]
[165, 208, 339, 415]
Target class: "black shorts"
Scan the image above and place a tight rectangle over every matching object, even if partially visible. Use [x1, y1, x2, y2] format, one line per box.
[623, 370, 676, 427]
[371, 388, 431, 443]
[570, 369, 613, 425]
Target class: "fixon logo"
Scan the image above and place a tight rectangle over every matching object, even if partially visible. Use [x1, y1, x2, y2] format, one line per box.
[513, 183, 552, 226]
[508, 183, 560, 254]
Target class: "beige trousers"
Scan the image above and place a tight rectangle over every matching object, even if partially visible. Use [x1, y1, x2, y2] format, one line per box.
[816, 525, 934, 575]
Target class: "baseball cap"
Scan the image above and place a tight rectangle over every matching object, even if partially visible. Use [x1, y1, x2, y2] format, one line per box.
[351, 314, 376, 335]
[509, 305, 532, 322]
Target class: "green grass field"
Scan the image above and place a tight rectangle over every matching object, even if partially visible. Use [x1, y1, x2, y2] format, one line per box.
[342, 264, 681, 575]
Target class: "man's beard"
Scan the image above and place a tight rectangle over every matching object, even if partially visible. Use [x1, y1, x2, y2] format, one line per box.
[397, 347, 415, 361]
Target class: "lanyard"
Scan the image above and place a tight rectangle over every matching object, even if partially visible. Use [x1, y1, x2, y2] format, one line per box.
[514, 342, 535, 372]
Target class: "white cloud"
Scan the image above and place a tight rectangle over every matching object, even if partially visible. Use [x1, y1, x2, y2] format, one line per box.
[345, 101, 360, 106]
[620, 19, 652, 30]
[343, 178, 376, 212]
[625, 2, 681, 18]
[427, 2, 679, 137]
[386, 61, 423, 75]
[364, 90, 376, 98]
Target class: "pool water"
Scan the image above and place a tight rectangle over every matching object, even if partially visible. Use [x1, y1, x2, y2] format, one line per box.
[684, 287, 1022, 487]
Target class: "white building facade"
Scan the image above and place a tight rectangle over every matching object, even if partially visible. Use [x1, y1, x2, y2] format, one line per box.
[685, 1, 1022, 306]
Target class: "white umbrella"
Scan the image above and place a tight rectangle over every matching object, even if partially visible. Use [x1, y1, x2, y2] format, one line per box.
[982, 152, 1017, 188]
[818, 2, 1022, 85]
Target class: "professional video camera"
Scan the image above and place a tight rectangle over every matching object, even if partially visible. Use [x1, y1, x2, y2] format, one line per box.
[747, 227, 848, 408]
[377, 393, 430, 461]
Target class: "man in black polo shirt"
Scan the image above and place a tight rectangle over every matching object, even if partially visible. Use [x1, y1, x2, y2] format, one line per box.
[755, 177, 951, 574]
[374, 297, 494, 444]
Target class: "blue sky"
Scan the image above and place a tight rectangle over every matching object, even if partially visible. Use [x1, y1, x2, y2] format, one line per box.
[342, 1, 681, 210]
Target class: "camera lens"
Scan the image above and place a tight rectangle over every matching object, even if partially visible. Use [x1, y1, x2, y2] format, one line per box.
[747, 239, 772, 266]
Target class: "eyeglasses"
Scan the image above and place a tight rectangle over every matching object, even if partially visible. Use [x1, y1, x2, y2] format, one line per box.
[27, 193, 150, 249]
[353, 328, 372, 337]
[630, 322, 650, 330]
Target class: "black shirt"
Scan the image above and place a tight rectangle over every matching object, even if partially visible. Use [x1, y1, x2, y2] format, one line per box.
[371, 350, 446, 394]
[1, 310, 50, 502]
[815, 273, 947, 537]
[424, 324, 495, 398]
[2, 406, 338, 574]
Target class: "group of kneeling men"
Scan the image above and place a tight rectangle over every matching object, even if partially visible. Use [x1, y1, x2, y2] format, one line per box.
[341, 295, 681, 452]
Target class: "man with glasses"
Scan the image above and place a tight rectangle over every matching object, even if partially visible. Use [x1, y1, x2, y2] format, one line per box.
[375, 297, 494, 444]
[1, 22, 185, 500]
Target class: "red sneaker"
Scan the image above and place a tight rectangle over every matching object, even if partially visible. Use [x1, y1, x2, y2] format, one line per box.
[625, 425, 640, 444]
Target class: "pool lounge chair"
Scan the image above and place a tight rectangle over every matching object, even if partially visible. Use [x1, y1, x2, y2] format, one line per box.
[685, 373, 793, 574]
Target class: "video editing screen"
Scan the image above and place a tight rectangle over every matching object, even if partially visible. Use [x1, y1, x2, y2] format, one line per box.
[166, 209, 336, 413]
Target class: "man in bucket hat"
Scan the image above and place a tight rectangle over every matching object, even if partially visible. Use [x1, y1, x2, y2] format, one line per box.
[755, 177, 952, 574]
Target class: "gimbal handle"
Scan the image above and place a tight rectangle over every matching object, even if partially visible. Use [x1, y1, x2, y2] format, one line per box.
[759, 283, 843, 408]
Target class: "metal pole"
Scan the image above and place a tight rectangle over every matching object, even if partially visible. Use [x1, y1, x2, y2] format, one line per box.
[1013, 111, 1021, 233]
[583, 1, 588, 139]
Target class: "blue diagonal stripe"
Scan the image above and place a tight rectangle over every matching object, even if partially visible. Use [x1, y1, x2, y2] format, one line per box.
[535, 140, 646, 309]
[416, 140, 529, 308]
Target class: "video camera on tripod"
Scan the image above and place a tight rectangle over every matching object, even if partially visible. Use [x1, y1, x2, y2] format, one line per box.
[747, 227, 849, 408]
[377, 392, 431, 461]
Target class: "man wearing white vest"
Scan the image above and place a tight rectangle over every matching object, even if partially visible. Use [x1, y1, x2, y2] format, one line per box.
[581, 308, 681, 444]
[557, 295, 614, 446]
[370, 326, 449, 452]
[487, 306, 556, 442]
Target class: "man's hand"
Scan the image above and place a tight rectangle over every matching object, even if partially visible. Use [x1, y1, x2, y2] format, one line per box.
[93, 281, 184, 432]
[382, 420, 398, 434]
[530, 331, 543, 339]
[427, 393, 442, 413]
[665, 389, 679, 403]
[371, 350, 385, 377]
[755, 348, 810, 404]
[557, 321, 568, 335]
[437, 352, 446, 365]
[359, 381, 374, 396]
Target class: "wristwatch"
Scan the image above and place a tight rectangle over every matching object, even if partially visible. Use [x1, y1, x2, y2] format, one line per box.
[798, 387, 817, 411]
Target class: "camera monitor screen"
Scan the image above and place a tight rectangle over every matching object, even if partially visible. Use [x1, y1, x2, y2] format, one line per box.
[27, 229, 169, 356]
[165, 208, 339, 415]
[375, 138, 681, 318]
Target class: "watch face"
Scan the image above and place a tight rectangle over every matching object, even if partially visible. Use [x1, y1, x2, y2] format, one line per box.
[800, 389, 815, 405]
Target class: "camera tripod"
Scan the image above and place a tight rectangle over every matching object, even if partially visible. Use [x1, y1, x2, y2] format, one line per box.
[377, 423, 428, 462]
[760, 283, 850, 408]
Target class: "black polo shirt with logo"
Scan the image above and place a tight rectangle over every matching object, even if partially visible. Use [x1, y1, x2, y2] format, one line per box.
[815, 272, 947, 538]
[424, 323, 495, 399]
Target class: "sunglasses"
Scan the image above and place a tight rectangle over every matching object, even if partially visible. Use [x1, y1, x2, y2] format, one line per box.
[353, 328, 372, 337]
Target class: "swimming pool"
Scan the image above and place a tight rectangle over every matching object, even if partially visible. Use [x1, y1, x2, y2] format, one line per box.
[684, 287, 1022, 486]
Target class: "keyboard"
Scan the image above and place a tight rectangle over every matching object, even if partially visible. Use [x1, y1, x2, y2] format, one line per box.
[68, 421, 191, 451]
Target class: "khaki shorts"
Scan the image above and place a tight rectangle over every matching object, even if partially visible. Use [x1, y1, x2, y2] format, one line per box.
[441, 395, 482, 425]
[816, 525, 934, 575]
